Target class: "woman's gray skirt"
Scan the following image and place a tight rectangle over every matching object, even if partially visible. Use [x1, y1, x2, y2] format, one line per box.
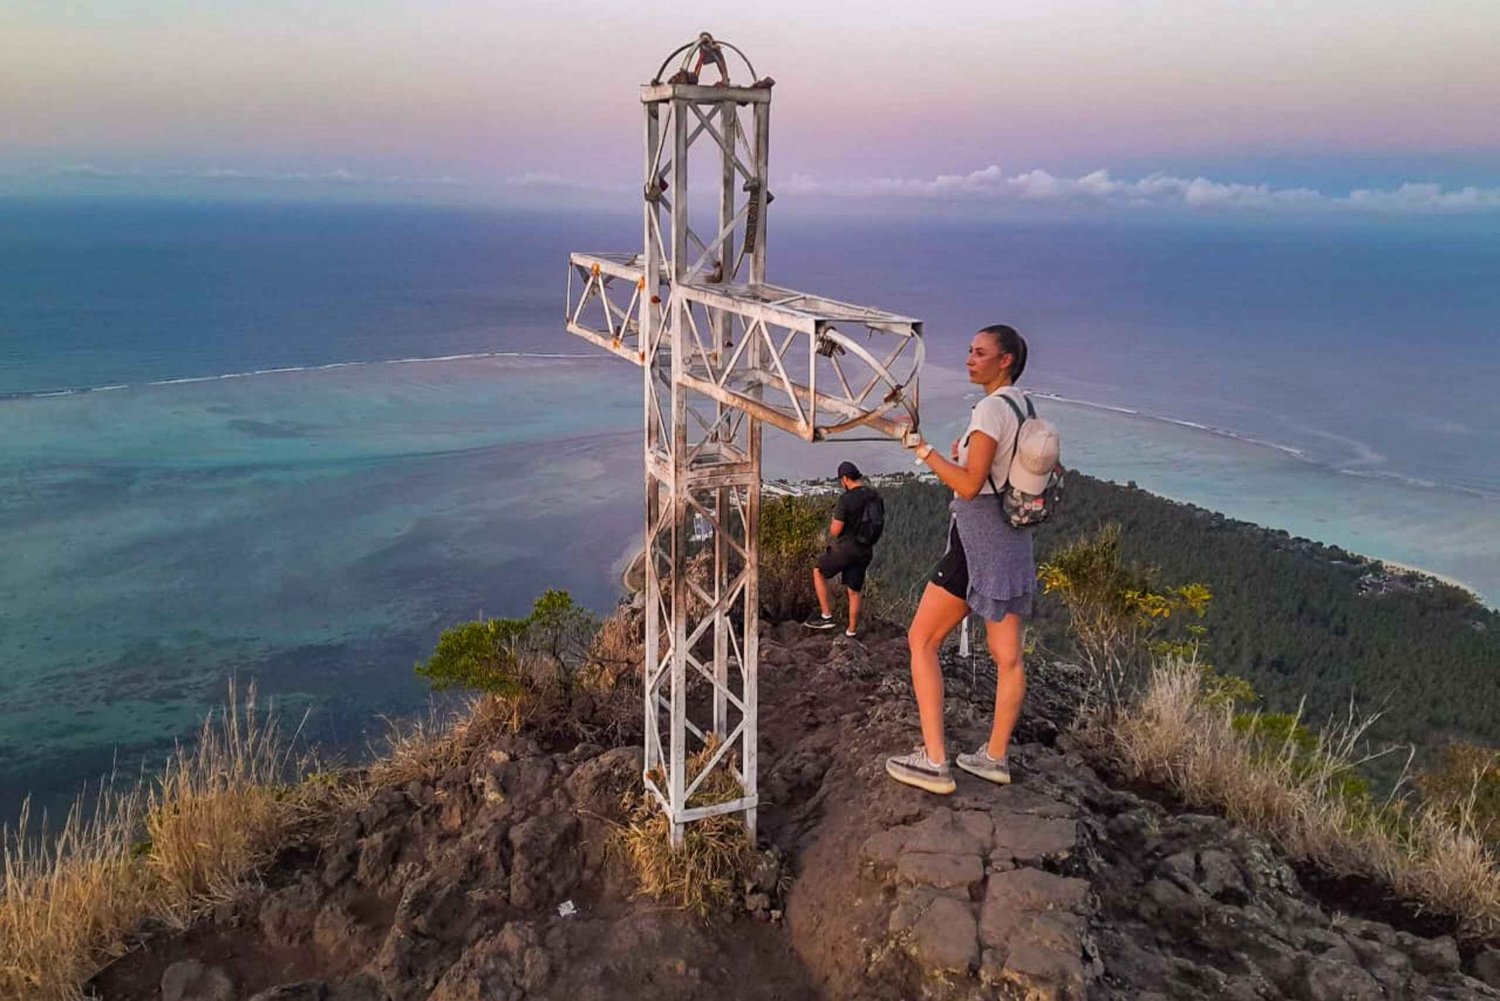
[933, 496, 1037, 622]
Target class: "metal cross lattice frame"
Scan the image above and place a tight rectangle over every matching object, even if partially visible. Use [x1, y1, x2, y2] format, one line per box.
[564, 33, 924, 845]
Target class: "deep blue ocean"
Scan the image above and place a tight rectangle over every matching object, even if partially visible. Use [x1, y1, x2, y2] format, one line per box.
[2, 197, 1497, 822]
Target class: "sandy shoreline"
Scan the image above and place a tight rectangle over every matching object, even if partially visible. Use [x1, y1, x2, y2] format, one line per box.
[1370, 558, 1486, 603]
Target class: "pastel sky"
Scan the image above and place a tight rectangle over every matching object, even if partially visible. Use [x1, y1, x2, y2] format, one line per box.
[4, 0, 1499, 214]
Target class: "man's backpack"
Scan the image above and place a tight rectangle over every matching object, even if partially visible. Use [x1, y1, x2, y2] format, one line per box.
[988, 393, 1065, 529]
[854, 490, 885, 547]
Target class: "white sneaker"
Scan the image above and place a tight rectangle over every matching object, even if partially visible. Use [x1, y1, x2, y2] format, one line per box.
[955, 745, 1011, 785]
[884, 746, 956, 795]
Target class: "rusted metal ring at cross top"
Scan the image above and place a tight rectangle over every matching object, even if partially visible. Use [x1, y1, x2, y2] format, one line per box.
[651, 32, 773, 90]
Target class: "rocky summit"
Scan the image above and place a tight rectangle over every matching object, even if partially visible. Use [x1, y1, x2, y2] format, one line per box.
[93, 622, 1500, 1000]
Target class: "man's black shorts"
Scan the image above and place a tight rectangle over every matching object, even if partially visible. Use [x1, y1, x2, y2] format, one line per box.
[818, 540, 873, 593]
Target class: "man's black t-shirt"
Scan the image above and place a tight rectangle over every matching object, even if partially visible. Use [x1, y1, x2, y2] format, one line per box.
[834, 485, 880, 552]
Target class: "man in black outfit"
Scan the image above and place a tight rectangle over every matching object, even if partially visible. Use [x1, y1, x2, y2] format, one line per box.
[805, 461, 883, 638]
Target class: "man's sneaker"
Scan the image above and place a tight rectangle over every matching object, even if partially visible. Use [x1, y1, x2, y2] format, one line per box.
[844, 627, 858, 638]
[885, 747, 956, 795]
[955, 745, 1011, 785]
[803, 612, 837, 630]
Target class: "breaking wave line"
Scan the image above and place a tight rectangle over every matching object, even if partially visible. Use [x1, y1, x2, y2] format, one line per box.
[1, 351, 598, 402]
[1032, 392, 1310, 460]
[1032, 391, 1500, 501]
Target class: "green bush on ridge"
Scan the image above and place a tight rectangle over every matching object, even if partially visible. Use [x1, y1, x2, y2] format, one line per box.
[417, 589, 599, 696]
[758, 494, 834, 622]
[1037, 522, 1212, 696]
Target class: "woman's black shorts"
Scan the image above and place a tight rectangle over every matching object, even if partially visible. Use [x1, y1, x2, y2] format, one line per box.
[930, 520, 969, 600]
[929, 519, 1035, 619]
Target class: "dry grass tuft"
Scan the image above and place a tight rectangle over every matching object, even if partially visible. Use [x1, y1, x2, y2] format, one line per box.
[1390, 795, 1500, 938]
[582, 604, 643, 695]
[365, 706, 464, 789]
[366, 692, 528, 789]
[1098, 658, 1500, 939]
[572, 603, 645, 746]
[144, 687, 297, 918]
[1, 788, 154, 1001]
[616, 738, 755, 918]
[0, 682, 311, 1001]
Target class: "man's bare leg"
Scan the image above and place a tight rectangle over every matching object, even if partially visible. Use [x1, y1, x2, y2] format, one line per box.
[813, 567, 833, 618]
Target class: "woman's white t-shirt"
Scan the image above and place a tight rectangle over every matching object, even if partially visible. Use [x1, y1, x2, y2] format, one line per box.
[957, 387, 1026, 495]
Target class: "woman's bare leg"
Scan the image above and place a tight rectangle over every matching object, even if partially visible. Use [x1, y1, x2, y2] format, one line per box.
[905, 583, 970, 763]
[983, 613, 1026, 759]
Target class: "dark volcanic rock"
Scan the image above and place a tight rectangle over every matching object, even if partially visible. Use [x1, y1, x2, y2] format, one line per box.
[161, 961, 235, 1001]
[1080, 769, 1500, 1001]
[246, 984, 326, 1001]
[1475, 948, 1500, 989]
[88, 621, 1499, 1001]
[259, 878, 320, 947]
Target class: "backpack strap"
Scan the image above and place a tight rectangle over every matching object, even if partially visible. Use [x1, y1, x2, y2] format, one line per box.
[994, 391, 1032, 423]
[986, 391, 1032, 495]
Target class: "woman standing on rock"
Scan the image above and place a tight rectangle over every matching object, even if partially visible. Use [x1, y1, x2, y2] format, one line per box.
[888, 324, 1057, 794]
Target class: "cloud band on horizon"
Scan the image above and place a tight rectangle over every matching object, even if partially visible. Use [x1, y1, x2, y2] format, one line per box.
[784, 165, 1500, 214]
[508, 163, 1500, 215]
[21, 161, 1500, 214]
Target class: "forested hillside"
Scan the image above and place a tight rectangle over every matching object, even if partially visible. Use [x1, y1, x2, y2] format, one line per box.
[857, 473, 1500, 763]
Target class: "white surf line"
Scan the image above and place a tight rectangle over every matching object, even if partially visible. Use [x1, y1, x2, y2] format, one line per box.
[1034, 391, 1140, 417]
[3, 351, 600, 401]
[377, 351, 592, 366]
[1037, 390, 1500, 503]
[1337, 467, 1500, 501]
[1033, 391, 1309, 460]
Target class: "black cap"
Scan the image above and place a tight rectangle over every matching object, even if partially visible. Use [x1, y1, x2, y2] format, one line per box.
[837, 461, 862, 480]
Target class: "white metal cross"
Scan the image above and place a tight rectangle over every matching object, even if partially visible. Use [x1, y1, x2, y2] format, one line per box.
[565, 33, 924, 845]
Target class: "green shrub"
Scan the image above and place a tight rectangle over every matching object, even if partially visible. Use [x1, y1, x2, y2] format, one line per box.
[416, 590, 599, 696]
[1197, 665, 1257, 711]
[1231, 711, 1319, 753]
[525, 588, 600, 693]
[416, 618, 529, 695]
[759, 494, 833, 622]
[1039, 523, 1212, 695]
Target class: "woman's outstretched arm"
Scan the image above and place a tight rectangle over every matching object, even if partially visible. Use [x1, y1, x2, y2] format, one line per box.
[912, 430, 998, 500]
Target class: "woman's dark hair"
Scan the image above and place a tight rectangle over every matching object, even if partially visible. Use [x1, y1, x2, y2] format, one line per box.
[978, 324, 1028, 382]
